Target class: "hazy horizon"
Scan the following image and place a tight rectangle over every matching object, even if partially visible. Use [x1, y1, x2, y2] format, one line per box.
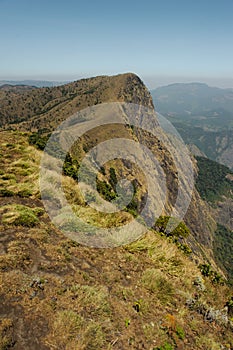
[1, 74, 233, 90]
[1, 0, 233, 89]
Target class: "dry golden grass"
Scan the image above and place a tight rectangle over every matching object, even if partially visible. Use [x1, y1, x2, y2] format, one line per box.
[0, 130, 233, 349]
[0, 318, 13, 350]
[0, 132, 41, 198]
[45, 310, 106, 350]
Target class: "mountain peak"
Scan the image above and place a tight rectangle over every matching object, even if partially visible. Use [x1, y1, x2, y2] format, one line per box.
[0, 73, 154, 131]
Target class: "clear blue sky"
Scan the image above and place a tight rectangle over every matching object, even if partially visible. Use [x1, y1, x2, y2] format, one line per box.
[1, 0, 233, 88]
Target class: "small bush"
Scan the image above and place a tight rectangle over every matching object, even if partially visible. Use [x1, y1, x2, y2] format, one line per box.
[225, 297, 233, 317]
[1, 205, 41, 227]
[154, 342, 174, 350]
[125, 318, 131, 328]
[96, 179, 116, 201]
[109, 167, 117, 190]
[176, 325, 185, 340]
[1, 174, 16, 181]
[17, 189, 33, 198]
[199, 263, 225, 285]
[199, 263, 212, 277]
[62, 153, 79, 180]
[0, 189, 14, 197]
[176, 242, 192, 255]
[154, 216, 189, 238]
[28, 132, 50, 150]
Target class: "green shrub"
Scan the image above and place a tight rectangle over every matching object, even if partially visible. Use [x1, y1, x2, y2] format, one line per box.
[1, 174, 16, 181]
[96, 179, 116, 201]
[125, 198, 139, 217]
[2, 205, 41, 227]
[176, 325, 185, 340]
[199, 263, 225, 285]
[28, 132, 50, 150]
[12, 210, 39, 227]
[17, 189, 33, 198]
[62, 153, 79, 180]
[154, 342, 174, 350]
[225, 297, 233, 317]
[154, 216, 189, 238]
[0, 189, 14, 197]
[125, 318, 131, 328]
[176, 242, 192, 255]
[199, 263, 212, 277]
[109, 167, 117, 190]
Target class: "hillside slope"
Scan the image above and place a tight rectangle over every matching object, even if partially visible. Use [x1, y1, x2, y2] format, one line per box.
[0, 131, 233, 350]
[0, 74, 215, 253]
[0, 74, 233, 349]
[0, 73, 153, 131]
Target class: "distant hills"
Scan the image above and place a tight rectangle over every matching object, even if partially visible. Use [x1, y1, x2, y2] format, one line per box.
[151, 82, 233, 169]
[151, 82, 233, 125]
[0, 79, 70, 88]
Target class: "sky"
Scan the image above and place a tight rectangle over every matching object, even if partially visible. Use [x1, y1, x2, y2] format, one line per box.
[1, 0, 233, 88]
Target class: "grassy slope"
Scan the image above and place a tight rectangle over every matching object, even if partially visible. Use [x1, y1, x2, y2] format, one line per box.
[0, 131, 233, 350]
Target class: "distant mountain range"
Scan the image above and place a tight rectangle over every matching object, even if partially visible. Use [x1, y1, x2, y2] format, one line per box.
[151, 83, 233, 169]
[0, 80, 70, 88]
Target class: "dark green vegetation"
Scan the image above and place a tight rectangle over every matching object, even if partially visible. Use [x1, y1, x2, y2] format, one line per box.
[195, 156, 233, 283]
[154, 342, 174, 350]
[154, 216, 192, 255]
[213, 224, 233, 285]
[28, 132, 50, 151]
[173, 124, 233, 165]
[1, 204, 43, 227]
[198, 263, 225, 285]
[62, 152, 80, 180]
[154, 215, 190, 238]
[195, 156, 233, 202]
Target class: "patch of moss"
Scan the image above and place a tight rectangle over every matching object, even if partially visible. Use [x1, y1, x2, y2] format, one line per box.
[1, 205, 41, 227]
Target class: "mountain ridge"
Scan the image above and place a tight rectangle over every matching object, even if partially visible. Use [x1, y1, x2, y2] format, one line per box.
[0, 73, 232, 349]
[0, 73, 153, 131]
